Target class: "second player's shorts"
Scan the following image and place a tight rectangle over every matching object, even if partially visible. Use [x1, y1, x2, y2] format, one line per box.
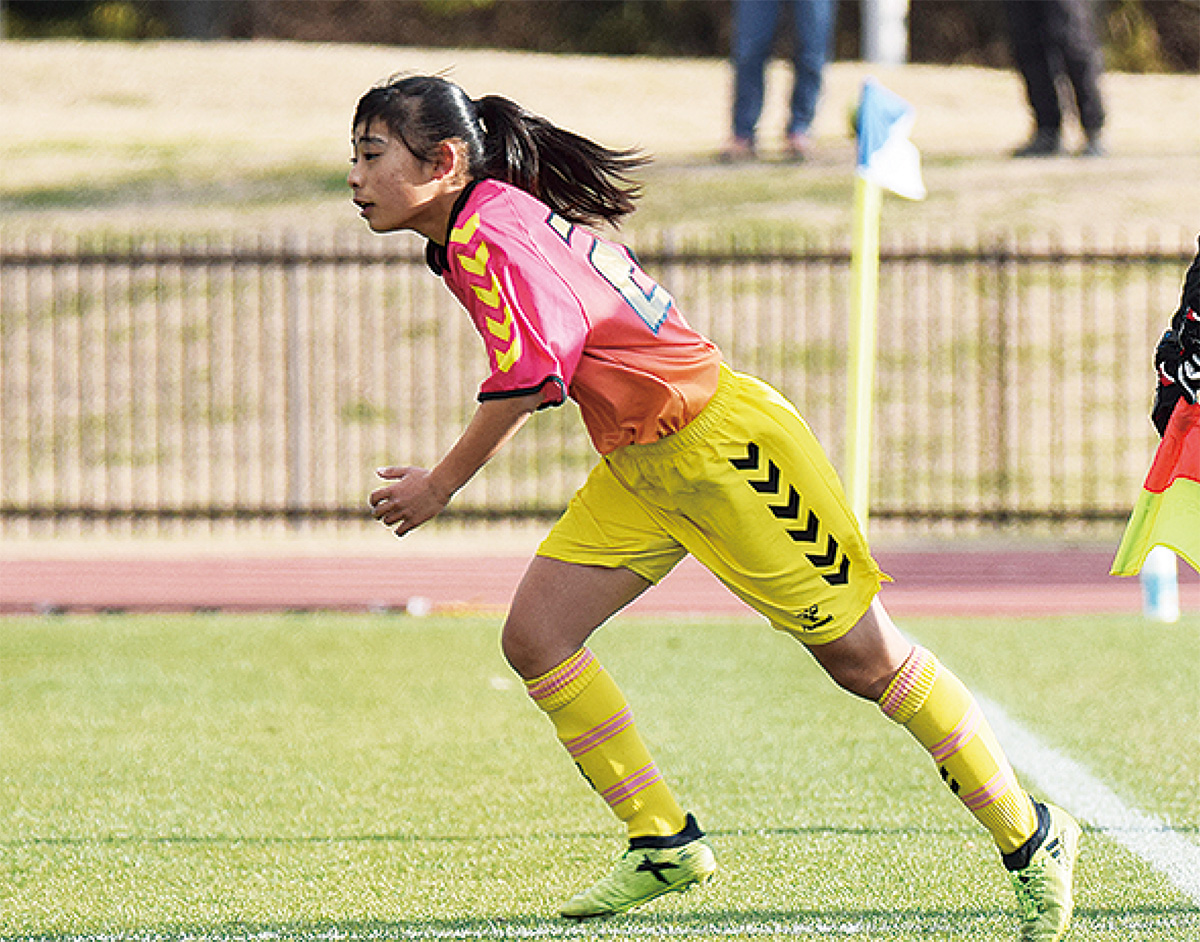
[537, 365, 888, 645]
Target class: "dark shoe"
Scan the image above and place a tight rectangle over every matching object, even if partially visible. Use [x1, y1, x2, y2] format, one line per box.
[1079, 132, 1106, 157]
[1012, 130, 1062, 158]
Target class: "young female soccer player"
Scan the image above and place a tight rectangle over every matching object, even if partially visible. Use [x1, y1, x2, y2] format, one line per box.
[355, 74, 1080, 940]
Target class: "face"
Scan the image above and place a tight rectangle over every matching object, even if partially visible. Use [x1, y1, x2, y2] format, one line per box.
[348, 120, 449, 238]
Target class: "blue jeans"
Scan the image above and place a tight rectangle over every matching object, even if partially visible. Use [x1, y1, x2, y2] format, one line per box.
[731, 0, 835, 141]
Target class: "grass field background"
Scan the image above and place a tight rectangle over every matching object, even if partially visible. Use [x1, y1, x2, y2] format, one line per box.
[3, 41, 1198, 241]
[2, 610, 1196, 940]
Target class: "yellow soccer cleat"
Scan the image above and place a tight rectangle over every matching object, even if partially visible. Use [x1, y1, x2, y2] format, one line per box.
[1009, 802, 1082, 941]
[560, 814, 717, 919]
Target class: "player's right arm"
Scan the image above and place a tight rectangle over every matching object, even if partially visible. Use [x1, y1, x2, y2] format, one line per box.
[370, 391, 542, 537]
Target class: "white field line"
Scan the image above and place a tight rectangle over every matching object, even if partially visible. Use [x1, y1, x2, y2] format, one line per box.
[977, 692, 1200, 907]
[35, 909, 1198, 942]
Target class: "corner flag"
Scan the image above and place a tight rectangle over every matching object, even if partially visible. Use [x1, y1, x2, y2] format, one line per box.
[1111, 400, 1200, 576]
[856, 78, 926, 200]
[845, 79, 924, 531]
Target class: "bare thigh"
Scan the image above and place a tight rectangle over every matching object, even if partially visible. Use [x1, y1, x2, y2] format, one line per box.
[502, 556, 653, 679]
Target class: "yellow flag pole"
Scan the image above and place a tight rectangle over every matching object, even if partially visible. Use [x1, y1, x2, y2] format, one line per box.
[845, 174, 883, 533]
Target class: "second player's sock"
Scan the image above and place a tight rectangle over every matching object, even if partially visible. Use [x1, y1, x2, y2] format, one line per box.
[879, 645, 1039, 855]
[525, 647, 688, 839]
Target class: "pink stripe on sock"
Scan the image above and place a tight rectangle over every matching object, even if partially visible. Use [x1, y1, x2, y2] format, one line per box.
[600, 763, 662, 808]
[960, 769, 1012, 812]
[526, 649, 595, 703]
[930, 702, 981, 764]
[563, 707, 633, 759]
[880, 647, 936, 719]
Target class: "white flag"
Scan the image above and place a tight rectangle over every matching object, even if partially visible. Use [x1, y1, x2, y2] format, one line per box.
[856, 78, 926, 201]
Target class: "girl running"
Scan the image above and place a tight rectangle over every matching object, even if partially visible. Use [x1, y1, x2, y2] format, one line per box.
[354, 74, 1079, 940]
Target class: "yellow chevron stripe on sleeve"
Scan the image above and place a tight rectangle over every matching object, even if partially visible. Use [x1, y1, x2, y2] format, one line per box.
[450, 213, 480, 245]
[487, 306, 514, 342]
[459, 241, 489, 277]
[445, 217, 522, 373]
[471, 272, 503, 308]
[494, 330, 522, 373]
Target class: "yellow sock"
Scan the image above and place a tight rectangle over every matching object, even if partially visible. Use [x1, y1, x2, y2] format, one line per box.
[525, 647, 687, 839]
[879, 646, 1039, 854]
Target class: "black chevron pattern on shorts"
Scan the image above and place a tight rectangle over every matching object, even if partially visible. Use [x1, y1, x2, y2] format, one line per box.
[788, 509, 819, 544]
[728, 441, 850, 587]
[807, 533, 839, 568]
[728, 441, 761, 470]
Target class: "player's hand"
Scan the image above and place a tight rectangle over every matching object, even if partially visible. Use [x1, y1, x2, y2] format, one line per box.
[1177, 304, 1200, 356]
[369, 466, 449, 537]
[1155, 328, 1200, 404]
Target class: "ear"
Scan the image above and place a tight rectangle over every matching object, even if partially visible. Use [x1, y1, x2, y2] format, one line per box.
[431, 139, 471, 184]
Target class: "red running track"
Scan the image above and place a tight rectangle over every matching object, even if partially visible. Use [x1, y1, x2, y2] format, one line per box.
[2, 548, 1196, 617]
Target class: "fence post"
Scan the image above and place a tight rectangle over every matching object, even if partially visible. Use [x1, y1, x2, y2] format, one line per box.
[982, 236, 1015, 526]
[995, 239, 1013, 523]
[283, 232, 311, 528]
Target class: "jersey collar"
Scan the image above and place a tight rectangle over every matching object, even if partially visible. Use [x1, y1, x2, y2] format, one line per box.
[425, 179, 484, 276]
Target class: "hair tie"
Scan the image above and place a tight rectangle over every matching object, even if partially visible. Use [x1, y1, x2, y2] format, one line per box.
[470, 98, 489, 135]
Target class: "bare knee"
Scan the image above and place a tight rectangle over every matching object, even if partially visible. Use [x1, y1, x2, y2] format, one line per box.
[499, 618, 528, 677]
[501, 557, 652, 680]
[499, 579, 596, 680]
[500, 612, 565, 681]
[822, 653, 901, 701]
[806, 600, 912, 701]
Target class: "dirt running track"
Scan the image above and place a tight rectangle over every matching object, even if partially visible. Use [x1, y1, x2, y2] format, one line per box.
[2, 548, 1196, 618]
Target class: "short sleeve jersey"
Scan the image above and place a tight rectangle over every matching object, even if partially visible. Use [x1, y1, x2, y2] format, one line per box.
[426, 179, 722, 455]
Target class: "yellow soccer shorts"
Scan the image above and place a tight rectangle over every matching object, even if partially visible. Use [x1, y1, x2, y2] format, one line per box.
[537, 365, 888, 645]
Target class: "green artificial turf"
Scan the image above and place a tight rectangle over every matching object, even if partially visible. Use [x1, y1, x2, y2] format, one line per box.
[1, 612, 1196, 939]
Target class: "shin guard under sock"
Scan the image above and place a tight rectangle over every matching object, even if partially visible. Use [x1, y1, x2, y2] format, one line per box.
[525, 647, 687, 839]
[879, 646, 1039, 854]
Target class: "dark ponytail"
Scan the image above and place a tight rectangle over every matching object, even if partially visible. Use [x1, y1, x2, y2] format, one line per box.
[473, 95, 647, 227]
[353, 75, 648, 227]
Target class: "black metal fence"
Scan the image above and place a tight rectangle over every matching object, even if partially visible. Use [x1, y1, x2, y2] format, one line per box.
[0, 230, 1190, 539]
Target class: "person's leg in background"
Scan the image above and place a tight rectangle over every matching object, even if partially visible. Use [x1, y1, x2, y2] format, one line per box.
[785, 0, 835, 160]
[1005, 0, 1065, 156]
[726, 0, 782, 160]
[1044, 0, 1106, 155]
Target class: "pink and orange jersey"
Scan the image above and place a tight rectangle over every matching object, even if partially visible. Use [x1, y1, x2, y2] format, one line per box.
[427, 179, 722, 455]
